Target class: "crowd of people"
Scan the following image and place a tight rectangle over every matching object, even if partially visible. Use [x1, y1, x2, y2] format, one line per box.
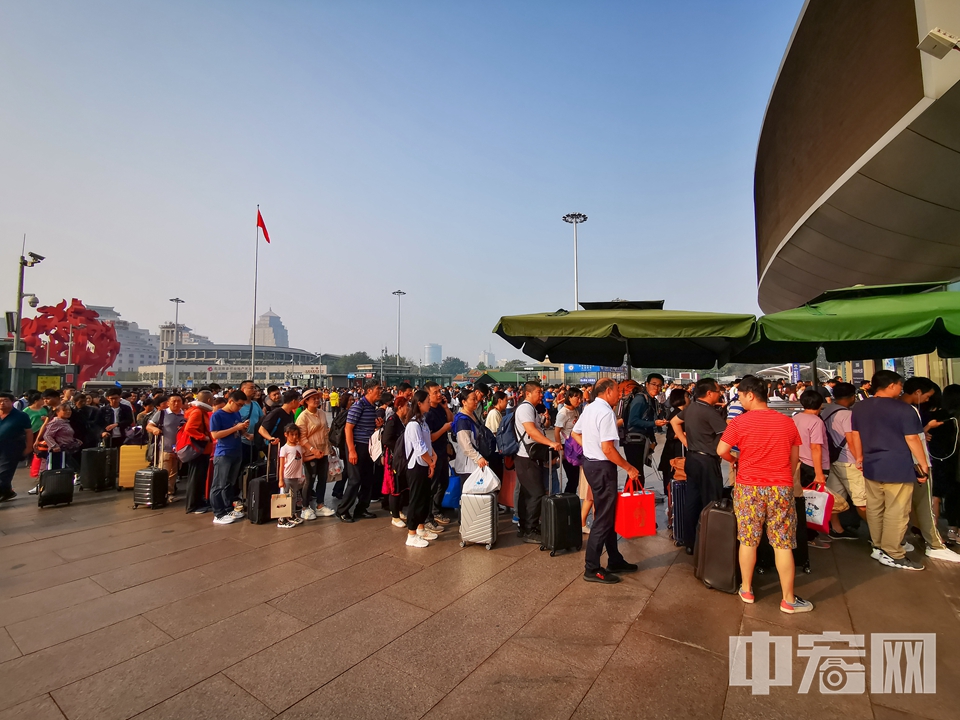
[1, 367, 958, 603]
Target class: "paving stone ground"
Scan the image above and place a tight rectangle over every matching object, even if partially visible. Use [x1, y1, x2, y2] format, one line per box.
[1, 463, 958, 720]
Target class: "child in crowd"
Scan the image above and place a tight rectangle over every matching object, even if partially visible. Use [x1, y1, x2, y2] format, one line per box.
[277, 423, 306, 529]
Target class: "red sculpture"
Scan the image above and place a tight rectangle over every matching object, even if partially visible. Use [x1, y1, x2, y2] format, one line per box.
[19, 299, 121, 385]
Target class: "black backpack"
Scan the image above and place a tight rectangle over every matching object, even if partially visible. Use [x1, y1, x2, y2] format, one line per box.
[389, 431, 409, 482]
[328, 410, 349, 452]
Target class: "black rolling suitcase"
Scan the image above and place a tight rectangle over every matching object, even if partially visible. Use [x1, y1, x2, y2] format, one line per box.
[80, 441, 115, 491]
[38, 453, 75, 508]
[241, 458, 266, 501]
[540, 493, 582, 555]
[248, 446, 279, 524]
[693, 498, 739, 593]
[670, 478, 694, 547]
[757, 497, 811, 575]
[133, 438, 168, 509]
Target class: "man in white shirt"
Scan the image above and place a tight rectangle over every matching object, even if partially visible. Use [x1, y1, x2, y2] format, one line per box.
[573, 378, 641, 584]
[514, 382, 562, 544]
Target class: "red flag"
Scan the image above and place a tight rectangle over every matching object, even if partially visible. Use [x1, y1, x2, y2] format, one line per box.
[257, 209, 271, 244]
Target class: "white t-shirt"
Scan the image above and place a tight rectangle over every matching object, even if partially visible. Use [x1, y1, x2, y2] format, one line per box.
[279, 443, 305, 480]
[572, 397, 620, 462]
[556, 405, 578, 444]
[514, 402, 541, 459]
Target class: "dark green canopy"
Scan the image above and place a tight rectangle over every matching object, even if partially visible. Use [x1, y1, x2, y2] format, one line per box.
[493, 308, 757, 369]
[733, 283, 960, 363]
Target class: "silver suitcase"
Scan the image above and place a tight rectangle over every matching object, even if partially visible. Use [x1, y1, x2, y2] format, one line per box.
[459, 492, 498, 550]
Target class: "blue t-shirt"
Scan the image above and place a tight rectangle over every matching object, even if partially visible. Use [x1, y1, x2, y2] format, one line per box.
[210, 409, 243, 457]
[0, 409, 32, 454]
[851, 397, 923, 483]
[544, 391, 555, 409]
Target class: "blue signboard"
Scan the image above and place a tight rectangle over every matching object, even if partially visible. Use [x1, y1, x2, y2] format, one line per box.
[565, 364, 625, 373]
[347, 373, 356, 379]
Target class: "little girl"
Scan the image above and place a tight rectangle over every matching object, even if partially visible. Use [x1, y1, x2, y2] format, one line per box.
[277, 423, 306, 529]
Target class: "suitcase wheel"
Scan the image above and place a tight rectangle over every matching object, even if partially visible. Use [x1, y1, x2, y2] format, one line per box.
[485, 544, 492, 550]
[549, 550, 556, 557]
[116, 486, 123, 492]
[803, 563, 811, 574]
[539, 545, 546, 552]
[459, 541, 466, 548]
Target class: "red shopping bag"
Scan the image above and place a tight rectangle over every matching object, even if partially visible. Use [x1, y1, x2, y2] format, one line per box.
[615, 479, 657, 538]
[803, 481, 834, 534]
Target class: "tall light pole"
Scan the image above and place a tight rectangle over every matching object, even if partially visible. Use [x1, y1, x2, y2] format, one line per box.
[10, 245, 45, 394]
[562, 213, 587, 310]
[67, 323, 86, 368]
[392, 290, 406, 366]
[169, 298, 184, 389]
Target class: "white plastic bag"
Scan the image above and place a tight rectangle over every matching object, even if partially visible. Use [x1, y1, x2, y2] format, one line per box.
[327, 447, 343, 482]
[368, 429, 383, 462]
[462, 465, 501, 495]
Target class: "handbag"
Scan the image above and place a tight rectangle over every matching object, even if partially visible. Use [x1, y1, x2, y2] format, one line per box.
[803, 481, 834, 534]
[270, 489, 293, 519]
[669, 457, 687, 481]
[327, 447, 343, 482]
[563, 436, 583, 467]
[441, 470, 462, 509]
[462, 465, 501, 495]
[615, 478, 657, 538]
[369, 429, 383, 463]
[176, 439, 206, 464]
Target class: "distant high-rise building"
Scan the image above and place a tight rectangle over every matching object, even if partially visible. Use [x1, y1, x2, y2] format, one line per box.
[478, 350, 496, 368]
[87, 305, 161, 374]
[249, 309, 289, 348]
[424, 343, 442, 366]
[159, 323, 214, 363]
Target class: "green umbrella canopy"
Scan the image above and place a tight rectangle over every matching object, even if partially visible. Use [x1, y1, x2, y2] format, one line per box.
[493, 308, 757, 369]
[734, 284, 960, 363]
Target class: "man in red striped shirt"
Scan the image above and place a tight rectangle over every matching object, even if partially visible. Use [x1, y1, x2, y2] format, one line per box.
[717, 375, 814, 614]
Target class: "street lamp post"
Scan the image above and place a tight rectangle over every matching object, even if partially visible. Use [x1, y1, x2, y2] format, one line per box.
[562, 213, 587, 310]
[10, 247, 45, 394]
[169, 298, 184, 390]
[67, 323, 86, 369]
[392, 290, 406, 366]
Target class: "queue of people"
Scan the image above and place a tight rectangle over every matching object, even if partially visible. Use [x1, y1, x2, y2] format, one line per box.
[2, 367, 959, 604]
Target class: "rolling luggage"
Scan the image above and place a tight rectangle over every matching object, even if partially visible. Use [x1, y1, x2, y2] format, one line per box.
[117, 443, 147, 490]
[459, 491, 498, 550]
[756, 497, 811, 574]
[540, 493, 582, 556]
[248, 446, 280, 525]
[670, 479, 693, 547]
[133, 438, 168, 510]
[693, 498, 739, 593]
[241, 458, 266, 501]
[80, 442, 115, 492]
[38, 453, 74, 508]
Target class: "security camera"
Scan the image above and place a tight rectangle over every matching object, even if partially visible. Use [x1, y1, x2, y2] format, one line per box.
[26, 295, 39, 308]
[27, 252, 45, 263]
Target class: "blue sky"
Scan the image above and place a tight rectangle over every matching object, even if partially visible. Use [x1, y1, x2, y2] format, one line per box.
[1, 0, 804, 365]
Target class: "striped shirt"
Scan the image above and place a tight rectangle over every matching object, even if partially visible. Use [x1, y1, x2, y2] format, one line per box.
[346, 396, 378, 443]
[720, 409, 800, 487]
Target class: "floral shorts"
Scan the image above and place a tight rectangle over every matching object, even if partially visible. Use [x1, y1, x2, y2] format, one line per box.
[733, 483, 796, 550]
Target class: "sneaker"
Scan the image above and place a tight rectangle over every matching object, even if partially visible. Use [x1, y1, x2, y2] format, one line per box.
[228, 509, 245, 519]
[424, 521, 445, 534]
[828, 528, 859, 540]
[584, 568, 621, 584]
[522, 533, 543, 545]
[417, 528, 439, 540]
[738, 585, 755, 604]
[300, 507, 317, 521]
[0, 490, 16, 503]
[316, 505, 336, 517]
[926, 547, 960, 563]
[808, 537, 832, 550]
[879, 554, 924, 571]
[192, 506, 210, 515]
[582, 525, 591, 535]
[405, 534, 429, 548]
[902, 541, 915, 553]
[213, 514, 238, 525]
[233, 501, 245, 512]
[399, 511, 408, 521]
[433, 514, 452, 526]
[27, 485, 39, 496]
[277, 518, 296, 529]
[870, 547, 887, 562]
[391, 518, 406, 528]
[780, 596, 814, 614]
[512, 515, 519, 525]
[292, 516, 304, 525]
[606, 561, 639, 574]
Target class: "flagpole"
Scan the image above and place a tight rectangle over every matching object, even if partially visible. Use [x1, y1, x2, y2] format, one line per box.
[251, 204, 259, 383]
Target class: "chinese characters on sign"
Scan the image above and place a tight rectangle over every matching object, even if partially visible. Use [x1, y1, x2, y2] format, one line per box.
[729, 632, 936, 695]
